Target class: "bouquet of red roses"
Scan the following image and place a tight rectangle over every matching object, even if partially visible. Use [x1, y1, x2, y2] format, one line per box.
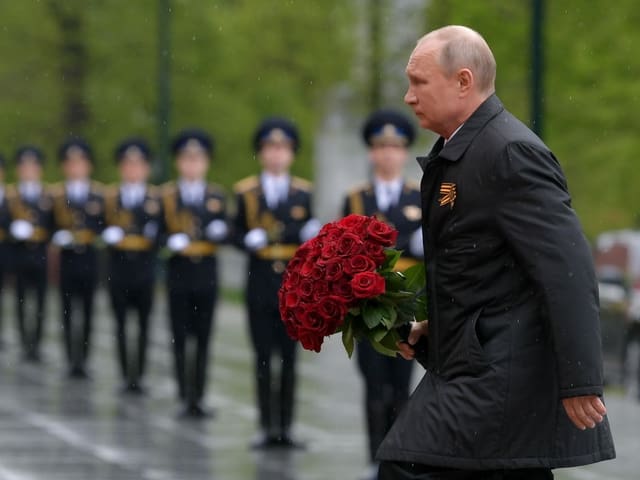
[278, 214, 426, 357]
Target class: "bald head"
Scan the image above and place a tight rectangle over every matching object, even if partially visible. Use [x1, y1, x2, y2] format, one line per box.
[404, 26, 496, 137]
[418, 26, 496, 95]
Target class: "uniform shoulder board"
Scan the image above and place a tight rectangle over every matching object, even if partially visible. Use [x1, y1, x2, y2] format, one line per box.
[291, 176, 312, 192]
[347, 181, 372, 196]
[233, 175, 259, 194]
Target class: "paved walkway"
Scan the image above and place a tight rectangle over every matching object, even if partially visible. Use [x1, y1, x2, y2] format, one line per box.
[0, 289, 637, 479]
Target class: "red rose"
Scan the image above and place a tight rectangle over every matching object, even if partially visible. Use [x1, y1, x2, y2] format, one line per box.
[283, 291, 301, 309]
[286, 256, 304, 273]
[297, 327, 324, 352]
[366, 243, 387, 265]
[343, 254, 377, 275]
[351, 271, 386, 299]
[283, 270, 300, 289]
[298, 279, 315, 299]
[331, 278, 355, 304]
[312, 281, 330, 302]
[338, 214, 372, 233]
[335, 232, 365, 256]
[324, 258, 345, 282]
[299, 260, 314, 277]
[317, 296, 348, 326]
[366, 219, 398, 247]
[321, 241, 338, 259]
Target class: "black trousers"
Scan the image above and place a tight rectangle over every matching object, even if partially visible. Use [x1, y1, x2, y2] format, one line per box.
[357, 341, 414, 462]
[378, 462, 553, 480]
[109, 279, 153, 385]
[14, 244, 48, 357]
[247, 260, 297, 435]
[167, 256, 217, 406]
[60, 248, 98, 370]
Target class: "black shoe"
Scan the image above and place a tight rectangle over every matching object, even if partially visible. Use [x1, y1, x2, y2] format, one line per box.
[250, 431, 279, 450]
[275, 432, 306, 450]
[120, 383, 147, 396]
[179, 403, 212, 419]
[68, 366, 89, 380]
[23, 350, 41, 364]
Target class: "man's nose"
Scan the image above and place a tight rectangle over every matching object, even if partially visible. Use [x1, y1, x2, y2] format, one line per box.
[404, 89, 416, 105]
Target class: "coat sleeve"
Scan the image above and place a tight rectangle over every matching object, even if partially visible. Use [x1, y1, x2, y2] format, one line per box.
[493, 142, 604, 398]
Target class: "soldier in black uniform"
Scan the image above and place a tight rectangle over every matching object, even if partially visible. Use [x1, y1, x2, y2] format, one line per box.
[0, 155, 10, 347]
[342, 110, 421, 479]
[234, 117, 321, 449]
[161, 129, 229, 418]
[103, 139, 162, 394]
[50, 138, 105, 378]
[7, 146, 54, 362]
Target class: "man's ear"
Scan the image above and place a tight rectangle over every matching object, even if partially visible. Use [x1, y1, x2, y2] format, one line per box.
[457, 68, 474, 97]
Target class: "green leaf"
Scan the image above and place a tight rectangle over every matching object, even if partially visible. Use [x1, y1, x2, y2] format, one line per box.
[342, 318, 355, 358]
[401, 262, 426, 291]
[382, 248, 402, 270]
[362, 302, 382, 329]
[379, 303, 397, 330]
[369, 336, 399, 357]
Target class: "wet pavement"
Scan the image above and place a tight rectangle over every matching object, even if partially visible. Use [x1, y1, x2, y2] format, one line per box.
[0, 289, 638, 479]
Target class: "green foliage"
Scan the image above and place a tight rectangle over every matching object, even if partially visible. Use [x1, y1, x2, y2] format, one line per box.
[425, 1, 640, 237]
[0, 1, 354, 186]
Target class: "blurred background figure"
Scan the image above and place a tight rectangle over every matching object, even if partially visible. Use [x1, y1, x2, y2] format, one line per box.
[51, 138, 105, 379]
[103, 138, 162, 395]
[7, 146, 53, 363]
[0, 154, 9, 348]
[234, 117, 321, 449]
[342, 109, 420, 480]
[162, 129, 229, 418]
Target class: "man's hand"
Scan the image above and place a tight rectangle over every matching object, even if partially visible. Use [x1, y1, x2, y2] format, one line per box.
[562, 395, 607, 430]
[397, 320, 429, 360]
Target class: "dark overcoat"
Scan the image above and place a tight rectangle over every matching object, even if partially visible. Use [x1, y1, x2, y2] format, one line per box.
[377, 95, 615, 469]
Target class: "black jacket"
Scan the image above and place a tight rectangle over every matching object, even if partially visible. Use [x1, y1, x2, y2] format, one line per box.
[377, 95, 615, 469]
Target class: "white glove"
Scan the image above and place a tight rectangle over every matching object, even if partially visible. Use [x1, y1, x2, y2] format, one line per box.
[205, 219, 228, 242]
[52, 230, 74, 248]
[409, 228, 424, 258]
[10, 220, 35, 241]
[299, 218, 322, 242]
[102, 226, 125, 245]
[167, 233, 190, 252]
[143, 221, 159, 239]
[244, 228, 268, 251]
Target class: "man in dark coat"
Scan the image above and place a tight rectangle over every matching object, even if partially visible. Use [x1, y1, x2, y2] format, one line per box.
[377, 26, 615, 479]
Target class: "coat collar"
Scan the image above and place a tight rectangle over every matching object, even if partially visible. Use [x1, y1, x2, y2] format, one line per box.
[417, 94, 504, 171]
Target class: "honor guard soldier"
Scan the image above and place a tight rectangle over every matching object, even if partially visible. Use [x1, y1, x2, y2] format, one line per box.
[234, 117, 321, 449]
[161, 129, 229, 418]
[0, 155, 10, 347]
[7, 146, 54, 362]
[50, 138, 105, 378]
[103, 139, 162, 394]
[342, 109, 422, 479]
